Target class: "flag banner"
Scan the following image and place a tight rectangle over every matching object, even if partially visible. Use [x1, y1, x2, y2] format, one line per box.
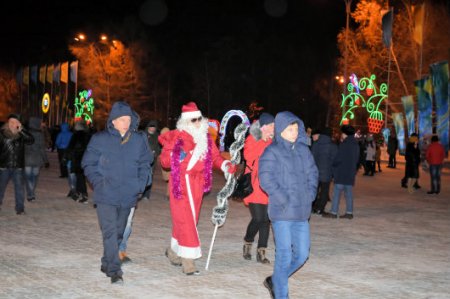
[39, 65, 46, 84]
[414, 76, 433, 148]
[430, 61, 449, 154]
[401, 95, 415, 136]
[53, 63, 61, 83]
[412, 4, 425, 45]
[60, 61, 69, 83]
[381, 9, 393, 48]
[46, 65, 54, 83]
[393, 112, 406, 155]
[23, 66, 29, 85]
[70, 61, 78, 83]
[30, 65, 38, 85]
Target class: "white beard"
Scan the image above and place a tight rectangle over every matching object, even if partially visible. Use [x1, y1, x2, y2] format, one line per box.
[177, 117, 209, 161]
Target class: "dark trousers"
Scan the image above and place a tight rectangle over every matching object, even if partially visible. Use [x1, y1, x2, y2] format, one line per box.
[244, 203, 270, 248]
[0, 168, 25, 212]
[313, 181, 330, 212]
[388, 154, 396, 168]
[429, 165, 442, 193]
[57, 149, 68, 177]
[74, 172, 87, 195]
[96, 203, 131, 277]
[364, 160, 375, 175]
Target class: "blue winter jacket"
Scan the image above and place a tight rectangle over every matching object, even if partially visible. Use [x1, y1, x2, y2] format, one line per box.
[82, 102, 153, 208]
[259, 111, 318, 222]
[311, 134, 338, 182]
[55, 123, 72, 150]
[332, 135, 360, 186]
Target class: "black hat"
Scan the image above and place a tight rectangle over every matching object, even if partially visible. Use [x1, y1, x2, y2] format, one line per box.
[341, 125, 355, 136]
[8, 113, 22, 122]
[259, 112, 275, 127]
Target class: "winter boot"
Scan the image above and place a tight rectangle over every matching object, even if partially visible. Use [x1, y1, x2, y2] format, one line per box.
[165, 247, 182, 266]
[243, 242, 252, 260]
[256, 247, 270, 264]
[407, 178, 415, 194]
[181, 258, 199, 275]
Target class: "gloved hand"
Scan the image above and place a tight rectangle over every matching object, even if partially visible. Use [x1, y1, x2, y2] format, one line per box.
[211, 205, 228, 227]
[226, 162, 237, 174]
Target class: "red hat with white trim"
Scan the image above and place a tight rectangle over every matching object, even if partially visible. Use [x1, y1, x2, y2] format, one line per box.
[181, 102, 202, 119]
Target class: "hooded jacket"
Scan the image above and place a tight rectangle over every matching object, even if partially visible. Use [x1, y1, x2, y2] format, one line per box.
[259, 111, 318, 222]
[332, 134, 360, 185]
[82, 101, 153, 208]
[145, 120, 161, 159]
[55, 123, 72, 150]
[311, 134, 337, 182]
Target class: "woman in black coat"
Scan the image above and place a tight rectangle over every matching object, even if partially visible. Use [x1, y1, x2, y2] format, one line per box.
[405, 134, 420, 194]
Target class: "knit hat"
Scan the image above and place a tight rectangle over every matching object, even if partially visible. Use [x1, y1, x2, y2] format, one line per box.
[8, 113, 22, 122]
[341, 125, 355, 136]
[181, 102, 202, 120]
[259, 112, 275, 127]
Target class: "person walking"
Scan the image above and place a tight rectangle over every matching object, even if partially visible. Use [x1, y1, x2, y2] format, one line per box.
[158, 102, 236, 275]
[24, 116, 49, 202]
[323, 125, 360, 219]
[82, 101, 152, 284]
[141, 120, 161, 201]
[311, 127, 337, 215]
[259, 111, 318, 299]
[364, 135, 376, 176]
[387, 132, 398, 168]
[0, 114, 34, 214]
[55, 122, 72, 178]
[242, 112, 274, 264]
[425, 135, 445, 195]
[405, 134, 421, 194]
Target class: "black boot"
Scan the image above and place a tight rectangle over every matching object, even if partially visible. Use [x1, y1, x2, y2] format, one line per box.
[243, 242, 252, 260]
[257, 247, 270, 264]
[263, 276, 275, 299]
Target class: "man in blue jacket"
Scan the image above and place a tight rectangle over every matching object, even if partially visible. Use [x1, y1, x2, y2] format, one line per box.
[259, 111, 318, 299]
[82, 101, 152, 284]
[323, 125, 360, 219]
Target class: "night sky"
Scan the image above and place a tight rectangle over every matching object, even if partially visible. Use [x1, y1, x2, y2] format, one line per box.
[1, 0, 345, 123]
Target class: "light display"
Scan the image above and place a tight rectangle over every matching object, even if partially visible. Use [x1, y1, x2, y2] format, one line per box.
[340, 74, 388, 133]
[74, 89, 95, 125]
[41, 93, 50, 114]
[219, 110, 251, 151]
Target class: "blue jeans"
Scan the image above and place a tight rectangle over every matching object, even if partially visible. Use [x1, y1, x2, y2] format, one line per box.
[0, 168, 25, 212]
[119, 207, 135, 252]
[429, 165, 442, 193]
[24, 166, 40, 199]
[272, 221, 310, 299]
[330, 184, 353, 215]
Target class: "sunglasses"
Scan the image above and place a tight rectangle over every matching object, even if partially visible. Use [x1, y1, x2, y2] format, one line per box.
[190, 116, 203, 123]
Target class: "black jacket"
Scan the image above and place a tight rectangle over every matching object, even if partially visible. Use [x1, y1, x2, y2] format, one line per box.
[0, 124, 35, 169]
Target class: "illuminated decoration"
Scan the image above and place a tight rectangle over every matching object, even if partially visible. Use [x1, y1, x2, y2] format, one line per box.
[41, 93, 50, 114]
[219, 110, 251, 151]
[74, 89, 95, 125]
[340, 74, 388, 134]
[208, 119, 221, 143]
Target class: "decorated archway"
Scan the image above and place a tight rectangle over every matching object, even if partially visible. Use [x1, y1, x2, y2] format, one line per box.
[219, 110, 250, 151]
[340, 74, 388, 134]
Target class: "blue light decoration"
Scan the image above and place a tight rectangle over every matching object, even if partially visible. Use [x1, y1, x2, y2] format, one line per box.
[74, 89, 95, 125]
[340, 74, 388, 134]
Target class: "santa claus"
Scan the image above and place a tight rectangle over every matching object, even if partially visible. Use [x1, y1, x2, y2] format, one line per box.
[158, 102, 236, 275]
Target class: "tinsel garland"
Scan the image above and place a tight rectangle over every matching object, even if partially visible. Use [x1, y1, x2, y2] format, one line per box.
[170, 138, 183, 199]
[203, 135, 213, 193]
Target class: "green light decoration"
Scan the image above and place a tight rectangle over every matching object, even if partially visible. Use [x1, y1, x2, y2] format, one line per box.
[74, 89, 95, 125]
[340, 74, 388, 133]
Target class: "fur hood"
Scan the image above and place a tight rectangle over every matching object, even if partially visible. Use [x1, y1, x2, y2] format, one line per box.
[248, 120, 262, 141]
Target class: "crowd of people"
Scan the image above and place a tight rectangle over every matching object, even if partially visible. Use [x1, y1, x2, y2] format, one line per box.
[0, 101, 447, 298]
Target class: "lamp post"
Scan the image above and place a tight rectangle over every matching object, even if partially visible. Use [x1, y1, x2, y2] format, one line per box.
[343, 0, 352, 116]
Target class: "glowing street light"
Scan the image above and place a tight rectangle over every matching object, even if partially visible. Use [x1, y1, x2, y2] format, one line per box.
[100, 34, 108, 41]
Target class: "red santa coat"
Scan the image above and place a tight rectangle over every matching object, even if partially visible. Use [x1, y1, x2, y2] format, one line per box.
[243, 134, 272, 205]
[159, 130, 227, 259]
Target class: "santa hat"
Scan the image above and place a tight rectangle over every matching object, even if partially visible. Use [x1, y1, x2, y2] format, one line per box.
[181, 102, 202, 120]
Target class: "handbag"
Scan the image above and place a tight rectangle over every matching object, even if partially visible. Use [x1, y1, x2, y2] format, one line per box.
[232, 163, 254, 199]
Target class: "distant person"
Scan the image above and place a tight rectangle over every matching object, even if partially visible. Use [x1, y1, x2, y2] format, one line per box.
[404, 134, 421, 194]
[141, 120, 161, 201]
[24, 116, 49, 202]
[241, 112, 274, 264]
[50, 124, 60, 152]
[55, 122, 72, 178]
[387, 132, 398, 168]
[259, 111, 318, 299]
[375, 140, 382, 172]
[66, 120, 91, 203]
[363, 135, 376, 176]
[0, 114, 34, 214]
[323, 125, 359, 219]
[311, 127, 337, 215]
[82, 101, 152, 284]
[425, 135, 445, 195]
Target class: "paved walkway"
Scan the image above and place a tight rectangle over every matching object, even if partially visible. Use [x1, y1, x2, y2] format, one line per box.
[0, 152, 449, 299]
